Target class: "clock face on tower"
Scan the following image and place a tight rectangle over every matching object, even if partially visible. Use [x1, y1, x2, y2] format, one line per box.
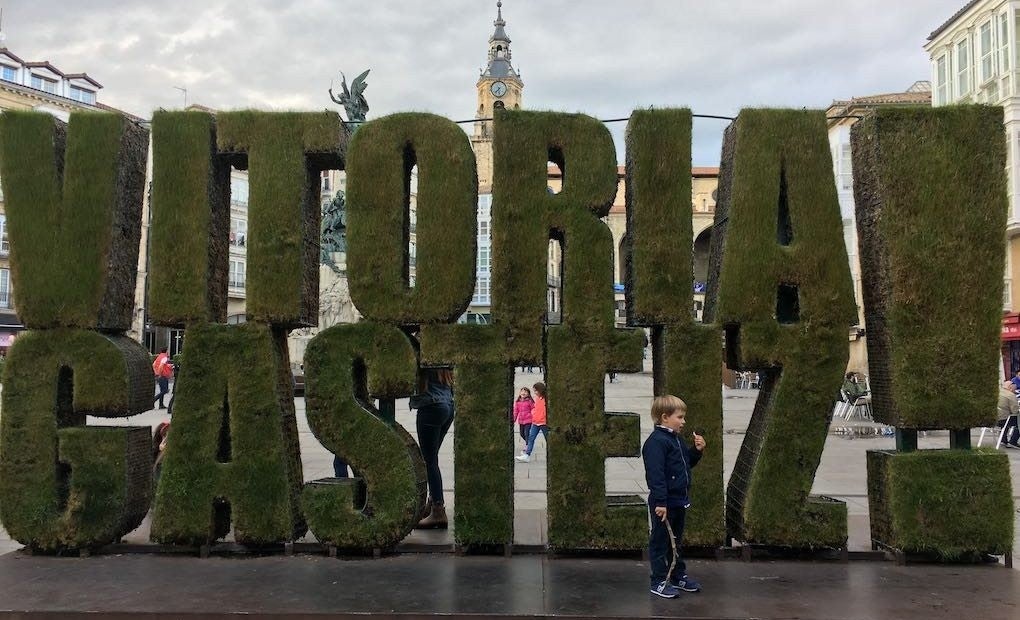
[490, 81, 508, 97]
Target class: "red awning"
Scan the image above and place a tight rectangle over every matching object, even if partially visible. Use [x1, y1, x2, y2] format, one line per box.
[1004, 313, 1020, 341]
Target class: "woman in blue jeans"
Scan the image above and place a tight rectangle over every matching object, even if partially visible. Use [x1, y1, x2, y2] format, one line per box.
[411, 368, 455, 529]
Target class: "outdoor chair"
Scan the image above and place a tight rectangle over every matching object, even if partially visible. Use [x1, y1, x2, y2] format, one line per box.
[976, 420, 1010, 449]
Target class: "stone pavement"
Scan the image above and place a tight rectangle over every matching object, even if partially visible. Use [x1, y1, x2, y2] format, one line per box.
[1, 366, 1018, 562]
[0, 552, 1016, 619]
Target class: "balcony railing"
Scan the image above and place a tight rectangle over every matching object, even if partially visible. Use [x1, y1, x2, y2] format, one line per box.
[229, 279, 246, 290]
[0, 293, 13, 309]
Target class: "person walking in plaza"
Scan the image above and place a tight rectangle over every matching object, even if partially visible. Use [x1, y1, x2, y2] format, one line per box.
[643, 394, 706, 598]
[515, 382, 548, 463]
[1011, 369, 1020, 392]
[412, 367, 455, 528]
[152, 347, 174, 410]
[513, 387, 535, 450]
[997, 380, 1020, 449]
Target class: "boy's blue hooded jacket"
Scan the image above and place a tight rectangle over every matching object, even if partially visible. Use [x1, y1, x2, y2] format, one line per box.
[642, 425, 702, 508]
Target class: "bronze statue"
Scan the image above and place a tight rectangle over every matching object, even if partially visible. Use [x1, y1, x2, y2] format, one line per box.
[320, 190, 347, 269]
[329, 69, 370, 123]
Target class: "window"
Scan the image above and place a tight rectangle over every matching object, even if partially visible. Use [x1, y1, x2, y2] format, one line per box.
[229, 259, 246, 289]
[1000, 13, 1011, 75]
[957, 39, 971, 96]
[840, 143, 853, 191]
[478, 246, 490, 270]
[0, 268, 11, 309]
[230, 217, 247, 248]
[1, 65, 16, 82]
[321, 171, 330, 192]
[69, 86, 96, 105]
[472, 273, 491, 305]
[30, 74, 57, 94]
[0, 214, 7, 255]
[230, 176, 249, 205]
[981, 20, 994, 82]
[936, 54, 949, 104]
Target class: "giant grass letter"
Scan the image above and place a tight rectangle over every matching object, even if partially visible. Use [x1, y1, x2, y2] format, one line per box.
[0, 111, 147, 330]
[301, 323, 427, 549]
[346, 112, 478, 324]
[150, 324, 305, 545]
[148, 111, 231, 325]
[494, 111, 646, 550]
[0, 330, 153, 551]
[217, 111, 343, 327]
[625, 109, 724, 547]
[853, 106, 1014, 558]
[707, 109, 855, 548]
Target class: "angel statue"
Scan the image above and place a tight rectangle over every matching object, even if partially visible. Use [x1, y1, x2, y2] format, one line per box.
[329, 69, 370, 124]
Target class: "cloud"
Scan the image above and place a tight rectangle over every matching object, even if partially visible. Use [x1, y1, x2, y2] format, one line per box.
[3, 0, 962, 163]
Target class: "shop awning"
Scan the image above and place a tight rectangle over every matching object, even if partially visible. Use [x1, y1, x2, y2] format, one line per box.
[1003, 313, 1020, 341]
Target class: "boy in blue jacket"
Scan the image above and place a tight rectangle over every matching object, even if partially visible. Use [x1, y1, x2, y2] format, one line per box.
[642, 395, 706, 598]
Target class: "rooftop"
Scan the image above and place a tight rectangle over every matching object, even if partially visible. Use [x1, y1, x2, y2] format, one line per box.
[928, 0, 981, 41]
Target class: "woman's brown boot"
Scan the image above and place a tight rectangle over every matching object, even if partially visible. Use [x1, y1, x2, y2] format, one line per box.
[415, 502, 448, 529]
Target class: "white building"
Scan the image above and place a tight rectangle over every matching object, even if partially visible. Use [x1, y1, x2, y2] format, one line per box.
[926, 0, 1020, 376]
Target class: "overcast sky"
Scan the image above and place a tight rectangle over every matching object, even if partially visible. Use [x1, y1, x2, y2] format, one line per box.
[3, 0, 965, 165]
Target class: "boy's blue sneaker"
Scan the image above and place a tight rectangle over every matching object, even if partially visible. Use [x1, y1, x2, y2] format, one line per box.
[672, 574, 701, 592]
[650, 581, 681, 598]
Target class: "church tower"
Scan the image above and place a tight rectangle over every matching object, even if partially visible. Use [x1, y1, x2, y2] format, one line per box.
[472, 1, 523, 190]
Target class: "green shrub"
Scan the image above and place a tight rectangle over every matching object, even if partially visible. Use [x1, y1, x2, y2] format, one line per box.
[851, 106, 1007, 430]
[0, 111, 147, 330]
[625, 109, 725, 546]
[217, 111, 343, 327]
[148, 111, 231, 325]
[709, 109, 856, 548]
[0, 329, 154, 551]
[301, 323, 427, 549]
[150, 323, 305, 545]
[346, 113, 477, 324]
[867, 450, 1013, 558]
[420, 324, 514, 545]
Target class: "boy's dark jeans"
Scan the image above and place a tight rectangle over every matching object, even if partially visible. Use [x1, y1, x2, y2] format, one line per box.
[648, 505, 686, 586]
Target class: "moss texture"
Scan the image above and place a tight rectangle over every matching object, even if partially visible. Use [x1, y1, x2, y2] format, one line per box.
[301, 323, 426, 549]
[148, 111, 231, 325]
[420, 324, 514, 545]
[624, 109, 724, 546]
[867, 450, 1014, 558]
[491, 110, 620, 363]
[851, 106, 1007, 430]
[346, 113, 477, 324]
[546, 324, 647, 550]
[0, 329, 154, 550]
[709, 110, 855, 548]
[0, 111, 147, 330]
[150, 323, 305, 545]
[217, 111, 344, 327]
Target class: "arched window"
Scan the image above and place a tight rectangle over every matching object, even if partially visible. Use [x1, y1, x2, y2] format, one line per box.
[493, 100, 505, 111]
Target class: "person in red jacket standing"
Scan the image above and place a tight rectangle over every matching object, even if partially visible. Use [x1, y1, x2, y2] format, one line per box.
[152, 347, 174, 409]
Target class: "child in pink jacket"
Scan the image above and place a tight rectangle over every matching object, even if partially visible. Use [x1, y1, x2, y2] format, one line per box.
[513, 387, 535, 447]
